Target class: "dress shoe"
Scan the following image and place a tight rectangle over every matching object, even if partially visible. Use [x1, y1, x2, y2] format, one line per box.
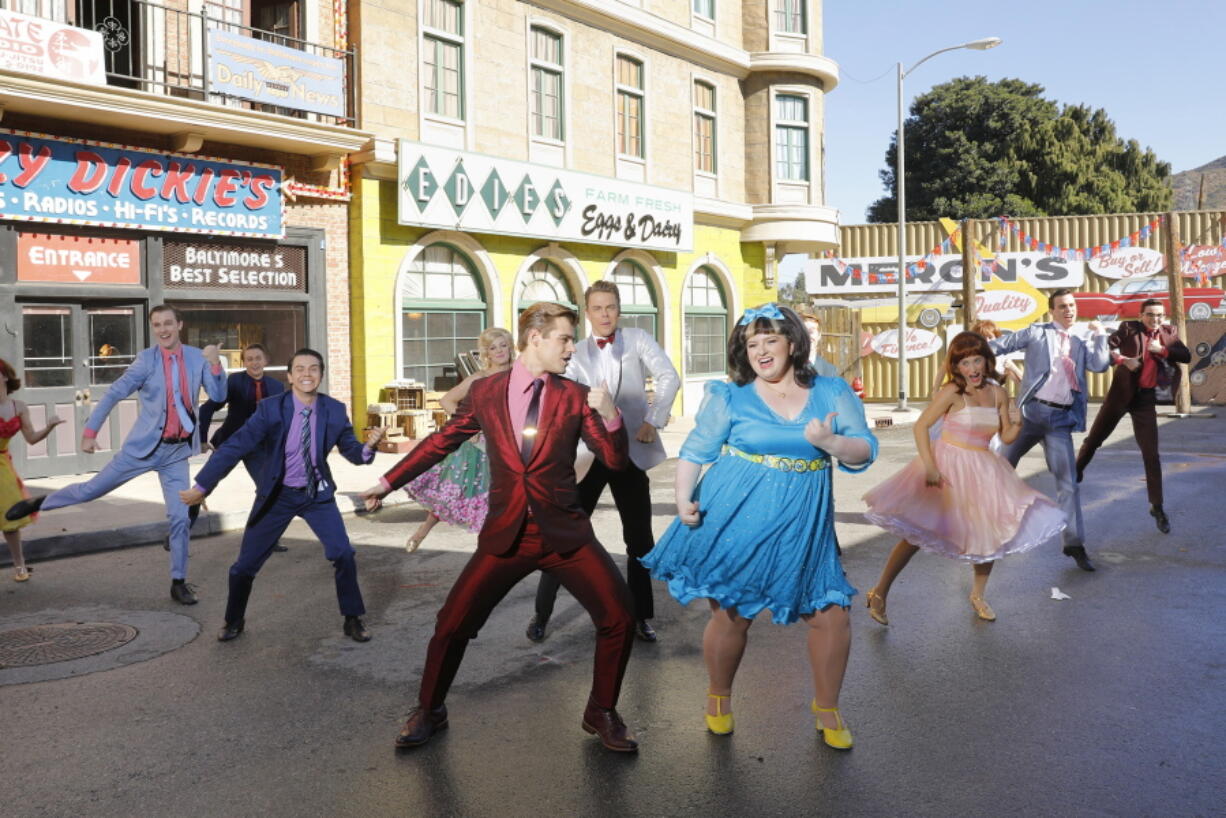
[1150, 505, 1171, 534]
[1062, 545, 1096, 572]
[811, 701, 853, 750]
[217, 620, 245, 641]
[272, 544, 289, 553]
[705, 693, 734, 735]
[581, 698, 639, 752]
[394, 705, 448, 748]
[343, 615, 371, 642]
[525, 615, 548, 643]
[5, 495, 44, 521]
[865, 590, 888, 626]
[634, 619, 658, 642]
[170, 580, 198, 605]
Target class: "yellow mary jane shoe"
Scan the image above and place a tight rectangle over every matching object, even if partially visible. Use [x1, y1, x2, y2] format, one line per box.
[811, 700, 853, 750]
[705, 693, 734, 735]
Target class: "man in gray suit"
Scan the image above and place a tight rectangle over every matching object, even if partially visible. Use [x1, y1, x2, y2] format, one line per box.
[990, 289, 1110, 571]
[528, 280, 680, 642]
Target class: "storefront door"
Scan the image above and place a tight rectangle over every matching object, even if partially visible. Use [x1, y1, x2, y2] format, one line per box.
[17, 303, 143, 478]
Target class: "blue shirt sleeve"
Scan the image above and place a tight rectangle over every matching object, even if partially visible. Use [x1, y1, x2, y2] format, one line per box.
[827, 378, 877, 474]
[678, 380, 733, 465]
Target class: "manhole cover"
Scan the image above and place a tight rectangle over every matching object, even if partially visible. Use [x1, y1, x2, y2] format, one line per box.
[0, 622, 139, 668]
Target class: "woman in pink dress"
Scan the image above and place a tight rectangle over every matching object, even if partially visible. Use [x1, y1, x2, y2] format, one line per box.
[863, 333, 1065, 622]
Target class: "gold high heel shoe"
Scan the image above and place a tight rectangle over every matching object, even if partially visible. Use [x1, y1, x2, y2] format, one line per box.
[865, 590, 888, 626]
[811, 700, 853, 750]
[705, 693, 734, 735]
[969, 595, 996, 622]
[405, 534, 426, 553]
[13, 567, 31, 582]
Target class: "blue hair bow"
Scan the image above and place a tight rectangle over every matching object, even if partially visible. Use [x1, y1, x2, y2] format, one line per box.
[738, 303, 785, 325]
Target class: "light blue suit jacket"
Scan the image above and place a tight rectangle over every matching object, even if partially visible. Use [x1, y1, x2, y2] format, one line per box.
[85, 345, 227, 458]
[990, 322, 1109, 432]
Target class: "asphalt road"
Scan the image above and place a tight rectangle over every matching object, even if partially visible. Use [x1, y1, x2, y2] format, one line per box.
[2, 407, 1224, 817]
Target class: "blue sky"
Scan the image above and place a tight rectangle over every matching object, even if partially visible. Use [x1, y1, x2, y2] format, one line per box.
[780, 0, 1225, 283]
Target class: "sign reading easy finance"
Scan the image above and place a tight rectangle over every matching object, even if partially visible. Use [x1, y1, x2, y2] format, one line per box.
[0, 130, 283, 238]
[397, 141, 693, 253]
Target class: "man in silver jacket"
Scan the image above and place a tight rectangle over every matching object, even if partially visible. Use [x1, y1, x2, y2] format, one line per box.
[528, 279, 680, 642]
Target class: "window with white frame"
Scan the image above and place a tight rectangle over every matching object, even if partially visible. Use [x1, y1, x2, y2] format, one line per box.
[529, 26, 563, 141]
[775, 94, 809, 181]
[774, 0, 806, 34]
[693, 0, 714, 20]
[694, 80, 716, 174]
[422, 0, 464, 120]
[609, 261, 659, 337]
[517, 259, 582, 336]
[401, 243, 486, 389]
[684, 267, 728, 376]
[616, 55, 645, 159]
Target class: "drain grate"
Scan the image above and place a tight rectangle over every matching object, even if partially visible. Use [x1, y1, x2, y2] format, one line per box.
[0, 622, 139, 668]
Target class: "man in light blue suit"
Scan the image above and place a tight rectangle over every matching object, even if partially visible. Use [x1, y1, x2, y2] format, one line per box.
[5, 305, 226, 603]
[989, 289, 1110, 572]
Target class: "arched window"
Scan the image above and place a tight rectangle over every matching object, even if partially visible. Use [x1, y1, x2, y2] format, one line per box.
[401, 244, 486, 390]
[517, 259, 581, 335]
[683, 266, 728, 376]
[608, 260, 658, 338]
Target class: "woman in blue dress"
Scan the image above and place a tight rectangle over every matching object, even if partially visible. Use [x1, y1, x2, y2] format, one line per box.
[642, 304, 877, 749]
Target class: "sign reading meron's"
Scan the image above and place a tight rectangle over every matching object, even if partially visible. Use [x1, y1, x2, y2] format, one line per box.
[397, 141, 693, 253]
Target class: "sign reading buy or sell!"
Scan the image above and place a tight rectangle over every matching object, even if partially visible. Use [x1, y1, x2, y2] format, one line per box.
[805, 252, 1086, 295]
[0, 130, 283, 238]
[207, 28, 345, 119]
[1086, 246, 1164, 279]
[17, 232, 140, 284]
[398, 140, 693, 253]
[869, 328, 944, 360]
[0, 9, 106, 85]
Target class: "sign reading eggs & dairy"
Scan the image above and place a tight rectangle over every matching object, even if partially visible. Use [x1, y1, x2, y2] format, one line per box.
[397, 140, 693, 253]
[1086, 247, 1164, 279]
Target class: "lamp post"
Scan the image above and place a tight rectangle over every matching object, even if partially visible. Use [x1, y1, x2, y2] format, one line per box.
[894, 36, 1001, 411]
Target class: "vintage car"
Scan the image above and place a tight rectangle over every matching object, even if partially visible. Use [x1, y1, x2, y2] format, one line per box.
[1074, 276, 1226, 321]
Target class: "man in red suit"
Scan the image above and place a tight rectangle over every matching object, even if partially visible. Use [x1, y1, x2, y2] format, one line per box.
[1076, 298, 1191, 533]
[361, 302, 639, 752]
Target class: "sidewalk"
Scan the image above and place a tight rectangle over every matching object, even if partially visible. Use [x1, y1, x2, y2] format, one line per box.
[6, 401, 922, 567]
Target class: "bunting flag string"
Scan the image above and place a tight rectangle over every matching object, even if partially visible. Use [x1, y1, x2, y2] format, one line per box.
[995, 215, 1166, 263]
[821, 228, 960, 286]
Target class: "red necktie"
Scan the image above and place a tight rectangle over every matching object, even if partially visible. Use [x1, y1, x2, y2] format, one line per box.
[254, 379, 264, 402]
[596, 332, 615, 350]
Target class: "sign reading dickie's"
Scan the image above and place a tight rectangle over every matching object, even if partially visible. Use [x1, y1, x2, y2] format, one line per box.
[0, 130, 284, 239]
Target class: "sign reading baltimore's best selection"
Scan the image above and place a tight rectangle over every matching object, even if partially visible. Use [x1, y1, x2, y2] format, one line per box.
[17, 232, 141, 284]
[163, 241, 306, 291]
[207, 28, 346, 118]
[0, 9, 107, 85]
[397, 140, 693, 253]
[804, 251, 1087, 295]
[0, 130, 283, 239]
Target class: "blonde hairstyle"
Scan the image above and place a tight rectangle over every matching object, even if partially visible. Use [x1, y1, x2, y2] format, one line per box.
[517, 302, 578, 350]
[477, 327, 515, 369]
[584, 279, 621, 307]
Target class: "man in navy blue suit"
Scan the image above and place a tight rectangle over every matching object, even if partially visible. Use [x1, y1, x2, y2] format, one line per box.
[180, 349, 385, 642]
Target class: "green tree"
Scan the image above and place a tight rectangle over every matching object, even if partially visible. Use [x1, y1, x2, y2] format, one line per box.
[868, 76, 1172, 222]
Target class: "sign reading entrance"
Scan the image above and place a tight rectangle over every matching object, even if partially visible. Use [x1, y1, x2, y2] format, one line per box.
[397, 140, 693, 253]
[163, 241, 306, 291]
[17, 232, 140, 284]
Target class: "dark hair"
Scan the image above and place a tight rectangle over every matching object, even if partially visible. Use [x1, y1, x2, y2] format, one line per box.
[0, 358, 20, 394]
[518, 302, 578, 350]
[945, 332, 997, 395]
[242, 343, 268, 357]
[150, 304, 181, 322]
[287, 348, 325, 373]
[1140, 298, 1164, 313]
[727, 304, 815, 387]
[1047, 288, 1074, 310]
[584, 279, 621, 307]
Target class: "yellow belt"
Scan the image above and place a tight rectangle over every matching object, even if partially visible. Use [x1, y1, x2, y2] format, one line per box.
[724, 445, 828, 473]
[939, 435, 989, 452]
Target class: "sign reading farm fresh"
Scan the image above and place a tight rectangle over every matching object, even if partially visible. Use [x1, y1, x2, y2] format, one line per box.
[0, 9, 106, 85]
[397, 141, 693, 253]
[207, 28, 345, 118]
[804, 252, 1086, 295]
[0, 130, 283, 238]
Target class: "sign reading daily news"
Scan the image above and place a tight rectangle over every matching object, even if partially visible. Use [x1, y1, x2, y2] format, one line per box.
[398, 141, 693, 253]
[207, 28, 345, 118]
[804, 252, 1086, 295]
[0, 130, 283, 239]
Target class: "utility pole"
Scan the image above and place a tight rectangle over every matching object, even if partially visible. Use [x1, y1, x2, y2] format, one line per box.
[1162, 212, 1192, 415]
[961, 218, 978, 327]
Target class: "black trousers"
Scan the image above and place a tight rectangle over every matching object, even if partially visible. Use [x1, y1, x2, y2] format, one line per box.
[1077, 386, 1164, 506]
[534, 459, 655, 621]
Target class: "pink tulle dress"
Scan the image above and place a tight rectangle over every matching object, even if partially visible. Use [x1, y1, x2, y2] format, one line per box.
[863, 399, 1065, 562]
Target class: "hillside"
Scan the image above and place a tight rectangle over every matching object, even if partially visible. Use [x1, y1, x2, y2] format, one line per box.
[1171, 156, 1226, 210]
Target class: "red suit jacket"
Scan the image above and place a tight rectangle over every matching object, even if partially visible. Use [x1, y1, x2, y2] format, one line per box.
[383, 370, 628, 555]
[1106, 321, 1192, 400]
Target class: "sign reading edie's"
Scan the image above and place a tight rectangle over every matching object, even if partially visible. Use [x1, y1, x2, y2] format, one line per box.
[397, 140, 693, 253]
[0, 129, 283, 239]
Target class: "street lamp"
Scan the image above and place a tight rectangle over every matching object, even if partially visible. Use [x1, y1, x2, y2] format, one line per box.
[894, 36, 1001, 411]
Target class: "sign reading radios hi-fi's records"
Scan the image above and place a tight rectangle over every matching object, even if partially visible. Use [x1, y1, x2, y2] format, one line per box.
[397, 141, 693, 253]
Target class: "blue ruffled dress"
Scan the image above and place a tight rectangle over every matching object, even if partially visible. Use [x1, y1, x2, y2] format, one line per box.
[642, 378, 878, 624]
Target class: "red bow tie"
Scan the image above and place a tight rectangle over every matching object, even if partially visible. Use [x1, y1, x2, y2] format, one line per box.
[596, 333, 615, 349]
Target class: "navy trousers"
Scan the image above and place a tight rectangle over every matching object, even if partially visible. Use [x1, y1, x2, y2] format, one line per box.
[224, 486, 365, 625]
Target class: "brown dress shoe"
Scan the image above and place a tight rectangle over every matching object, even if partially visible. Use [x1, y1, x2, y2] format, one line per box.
[581, 698, 639, 753]
[394, 705, 448, 749]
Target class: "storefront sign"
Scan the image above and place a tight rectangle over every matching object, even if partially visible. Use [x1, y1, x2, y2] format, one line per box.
[207, 28, 345, 118]
[397, 140, 693, 253]
[869, 328, 943, 360]
[1183, 245, 1226, 280]
[1086, 247, 1164, 279]
[17, 232, 140, 283]
[163, 241, 305, 291]
[804, 252, 1086, 295]
[974, 289, 1039, 323]
[0, 130, 283, 238]
[0, 9, 106, 85]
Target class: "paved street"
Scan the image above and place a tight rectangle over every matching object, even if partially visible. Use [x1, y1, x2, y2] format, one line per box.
[2, 406, 1223, 817]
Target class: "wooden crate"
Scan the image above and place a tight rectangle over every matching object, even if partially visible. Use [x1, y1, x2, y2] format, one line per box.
[398, 410, 431, 439]
[381, 384, 426, 411]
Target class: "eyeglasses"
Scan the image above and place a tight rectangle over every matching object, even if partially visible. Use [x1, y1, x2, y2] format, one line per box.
[1141, 312, 1164, 318]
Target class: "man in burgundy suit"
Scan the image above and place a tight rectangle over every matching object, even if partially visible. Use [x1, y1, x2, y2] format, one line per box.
[360, 302, 639, 753]
[1076, 298, 1191, 533]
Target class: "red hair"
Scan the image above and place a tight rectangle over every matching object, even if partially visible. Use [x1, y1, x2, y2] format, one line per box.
[944, 332, 996, 394]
